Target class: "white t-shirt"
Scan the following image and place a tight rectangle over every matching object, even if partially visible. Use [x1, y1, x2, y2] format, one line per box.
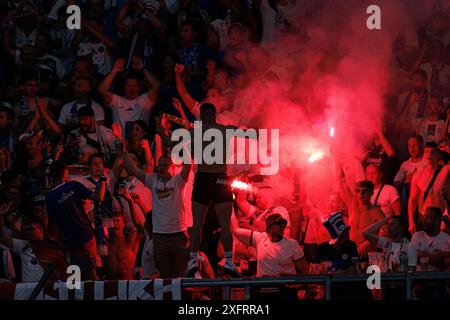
[58, 100, 105, 125]
[377, 237, 416, 271]
[12, 239, 45, 283]
[251, 231, 304, 277]
[394, 157, 428, 184]
[371, 184, 400, 218]
[410, 231, 450, 253]
[109, 94, 155, 137]
[416, 119, 444, 144]
[68, 126, 117, 155]
[144, 173, 187, 234]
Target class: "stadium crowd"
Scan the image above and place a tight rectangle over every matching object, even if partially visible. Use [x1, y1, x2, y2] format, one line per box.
[0, 0, 449, 300]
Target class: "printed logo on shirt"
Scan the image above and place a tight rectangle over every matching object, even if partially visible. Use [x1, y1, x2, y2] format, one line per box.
[155, 187, 174, 200]
[58, 190, 75, 204]
[126, 104, 139, 112]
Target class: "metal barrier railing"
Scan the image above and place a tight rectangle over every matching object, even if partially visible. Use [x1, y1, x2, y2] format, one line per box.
[180, 271, 450, 300]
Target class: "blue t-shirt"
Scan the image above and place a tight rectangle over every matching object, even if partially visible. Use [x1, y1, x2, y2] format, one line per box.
[46, 181, 95, 249]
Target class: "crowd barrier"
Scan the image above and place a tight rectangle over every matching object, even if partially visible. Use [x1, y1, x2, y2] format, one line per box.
[1, 271, 450, 300]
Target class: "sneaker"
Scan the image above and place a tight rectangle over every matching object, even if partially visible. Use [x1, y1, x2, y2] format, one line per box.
[186, 259, 199, 278]
[222, 261, 241, 278]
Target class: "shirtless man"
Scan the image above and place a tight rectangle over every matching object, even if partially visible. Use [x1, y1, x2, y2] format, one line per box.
[157, 103, 255, 277]
[339, 174, 385, 252]
[102, 191, 143, 280]
[408, 142, 450, 233]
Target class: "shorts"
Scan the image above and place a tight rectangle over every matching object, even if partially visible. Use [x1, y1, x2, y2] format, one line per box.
[192, 172, 233, 205]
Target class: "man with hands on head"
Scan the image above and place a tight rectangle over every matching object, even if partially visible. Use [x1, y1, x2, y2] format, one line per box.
[99, 56, 159, 139]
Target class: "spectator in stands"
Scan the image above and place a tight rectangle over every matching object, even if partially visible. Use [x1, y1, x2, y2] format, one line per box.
[67, 107, 117, 165]
[58, 76, 105, 131]
[314, 212, 358, 274]
[176, 20, 212, 86]
[416, 96, 445, 144]
[365, 164, 401, 219]
[408, 142, 449, 233]
[364, 216, 416, 272]
[99, 57, 159, 139]
[77, 17, 114, 76]
[231, 211, 308, 277]
[12, 73, 45, 134]
[394, 135, 427, 188]
[124, 150, 191, 279]
[411, 206, 450, 271]
[362, 125, 397, 184]
[411, 206, 450, 299]
[102, 190, 144, 280]
[338, 166, 385, 251]
[236, 186, 291, 237]
[45, 160, 106, 281]
[395, 69, 429, 160]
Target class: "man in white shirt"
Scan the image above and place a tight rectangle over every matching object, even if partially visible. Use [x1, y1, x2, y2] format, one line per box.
[415, 96, 445, 144]
[394, 135, 427, 187]
[231, 212, 308, 277]
[124, 151, 191, 279]
[67, 107, 117, 165]
[59, 76, 105, 130]
[0, 216, 67, 283]
[411, 206, 450, 271]
[99, 57, 159, 139]
[366, 164, 401, 218]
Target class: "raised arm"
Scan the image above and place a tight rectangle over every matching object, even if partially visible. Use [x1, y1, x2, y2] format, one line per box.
[171, 97, 190, 121]
[174, 64, 197, 112]
[138, 2, 163, 30]
[123, 149, 147, 183]
[99, 59, 125, 105]
[179, 144, 192, 182]
[154, 115, 179, 148]
[122, 190, 145, 233]
[131, 56, 160, 101]
[236, 189, 252, 216]
[82, 19, 114, 51]
[139, 139, 154, 174]
[37, 99, 62, 135]
[89, 178, 106, 202]
[363, 218, 388, 246]
[230, 209, 253, 247]
[376, 127, 396, 157]
[115, 2, 138, 40]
